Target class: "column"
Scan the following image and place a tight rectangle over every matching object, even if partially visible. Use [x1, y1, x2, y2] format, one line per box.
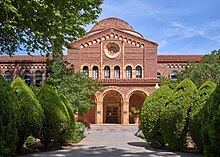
[122, 99, 129, 124]
[96, 101, 103, 124]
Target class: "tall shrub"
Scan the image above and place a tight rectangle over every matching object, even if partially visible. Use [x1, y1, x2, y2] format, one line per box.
[160, 78, 196, 150]
[11, 77, 44, 152]
[60, 94, 76, 140]
[0, 75, 19, 156]
[202, 82, 220, 157]
[190, 81, 216, 152]
[141, 85, 172, 148]
[37, 85, 70, 147]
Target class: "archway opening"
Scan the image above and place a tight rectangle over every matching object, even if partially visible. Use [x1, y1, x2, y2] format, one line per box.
[129, 91, 147, 124]
[103, 90, 123, 124]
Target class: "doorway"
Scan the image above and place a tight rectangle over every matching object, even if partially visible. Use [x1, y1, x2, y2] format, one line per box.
[106, 106, 118, 123]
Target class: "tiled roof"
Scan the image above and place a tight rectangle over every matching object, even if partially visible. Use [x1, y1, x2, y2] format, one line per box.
[98, 78, 160, 85]
[157, 55, 203, 63]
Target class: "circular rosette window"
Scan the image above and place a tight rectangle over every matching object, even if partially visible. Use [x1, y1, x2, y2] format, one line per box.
[104, 42, 120, 59]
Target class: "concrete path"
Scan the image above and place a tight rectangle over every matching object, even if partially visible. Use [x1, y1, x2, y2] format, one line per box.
[23, 125, 203, 157]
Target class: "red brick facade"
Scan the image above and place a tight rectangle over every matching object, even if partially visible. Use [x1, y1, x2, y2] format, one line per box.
[0, 18, 202, 125]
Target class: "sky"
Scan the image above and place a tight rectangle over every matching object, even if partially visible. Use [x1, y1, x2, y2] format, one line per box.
[85, 0, 220, 55]
[15, 0, 220, 55]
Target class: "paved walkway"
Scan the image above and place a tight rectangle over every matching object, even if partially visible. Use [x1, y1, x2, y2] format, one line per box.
[23, 125, 203, 157]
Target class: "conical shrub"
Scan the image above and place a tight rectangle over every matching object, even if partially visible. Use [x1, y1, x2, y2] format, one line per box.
[11, 77, 44, 152]
[160, 78, 196, 150]
[141, 85, 172, 148]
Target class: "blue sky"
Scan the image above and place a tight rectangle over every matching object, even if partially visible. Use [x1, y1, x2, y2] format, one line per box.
[15, 0, 220, 55]
[85, 0, 220, 55]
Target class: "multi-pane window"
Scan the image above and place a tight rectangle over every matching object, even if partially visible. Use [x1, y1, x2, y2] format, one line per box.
[104, 66, 110, 78]
[35, 71, 42, 87]
[157, 72, 161, 80]
[83, 66, 89, 76]
[114, 66, 120, 78]
[24, 70, 31, 86]
[92, 66, 99, 78]
[136, 66, 142, 78]
[126, 66, 132, 78]
[171, 70, 178, 80]
[4, 71, 12, 83]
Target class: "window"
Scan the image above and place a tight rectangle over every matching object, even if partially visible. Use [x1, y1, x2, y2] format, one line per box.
[157, 72, 161, 80]
[171, 70, 178, 80]
[4, 71, 12, 83]
[92, 66, 99, 78]
[126, 66, 132, 78]
[104, 66, 110, 78]
[83, 66, 89, 76]
[23, 70, 31, 86]
[136, 66, 142, 78]
[114, 66, 120, 78]
[35, 71, 42, 87]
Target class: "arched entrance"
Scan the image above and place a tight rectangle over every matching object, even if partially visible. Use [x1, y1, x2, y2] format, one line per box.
[128, 91, 147, 124]
[103, 90, 123, 124]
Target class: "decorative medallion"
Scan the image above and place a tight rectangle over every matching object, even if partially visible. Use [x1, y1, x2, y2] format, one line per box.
[104, 42, 120, 59]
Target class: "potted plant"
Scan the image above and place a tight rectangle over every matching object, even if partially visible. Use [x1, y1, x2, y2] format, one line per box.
[130, 105, 140, 124]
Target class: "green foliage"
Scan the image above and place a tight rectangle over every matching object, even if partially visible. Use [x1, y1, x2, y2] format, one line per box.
[0, 0, 103, 55]
[201, 81, 220, 157]
[130, 105, 140, 117]
[161, 77, 178, 89]
[47, 72, 102, 115]
[160, 78, 196, 150]
[11, 77, 44, 152]
[60, 94, 76, 141]
[190, 81, 216, 152]
[37, 84, 70, 147]
[141, 85, 172, 148]
[69, 122, 85, 143]
[0, 75, 19, 156]
[178, 49, 220, 87]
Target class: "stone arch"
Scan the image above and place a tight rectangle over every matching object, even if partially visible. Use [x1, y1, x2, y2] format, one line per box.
[126, 89, 148, 124]
[101, 89, 124, 124]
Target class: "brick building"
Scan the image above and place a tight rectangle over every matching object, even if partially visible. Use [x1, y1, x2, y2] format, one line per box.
[0, 18, 202, 125]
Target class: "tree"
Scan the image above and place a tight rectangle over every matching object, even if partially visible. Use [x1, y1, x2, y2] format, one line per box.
[189, 81, 216, 152]
[178, 49, 220, 87]
[0, 0, 103, 55]
[160, 78, 197, 150]
[47, 72, 102, 115]
[0, 75, 19, 156]
[11, 77, 44, 152]
[201, 81, 220, 157]
[141, 85, 172, 148]
[37, 84, 70, 147]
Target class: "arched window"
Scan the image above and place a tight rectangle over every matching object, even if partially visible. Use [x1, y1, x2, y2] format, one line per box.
[104, 66, 110, 78]
[23, 70, 31, 86]
[126, 66, 132, 78]
[83, 66, 89, 76]
[157, 72, 161, 80]
[136, 66, 142, 78]
[92, 66, 99, 78]
[114, 66, 120, 78]
[35, 71, 42, 87]
[171, 70, 178, 80]
[4, 71, 12, 83]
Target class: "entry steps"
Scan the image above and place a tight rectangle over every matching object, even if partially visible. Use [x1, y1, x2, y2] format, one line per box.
[90, 124, 139, 133]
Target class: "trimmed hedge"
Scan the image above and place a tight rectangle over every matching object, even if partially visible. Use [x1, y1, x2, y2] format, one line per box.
[190, 81, 216, 152]
[60, 94, 76, 141]
[141, 85, 172, 148]
[0, 75, 19, 156]
[11, 77, 44, 152]
[160, 78, 196, 150]
[37, 85, 70, 147]
[202, 82, 220, 157]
